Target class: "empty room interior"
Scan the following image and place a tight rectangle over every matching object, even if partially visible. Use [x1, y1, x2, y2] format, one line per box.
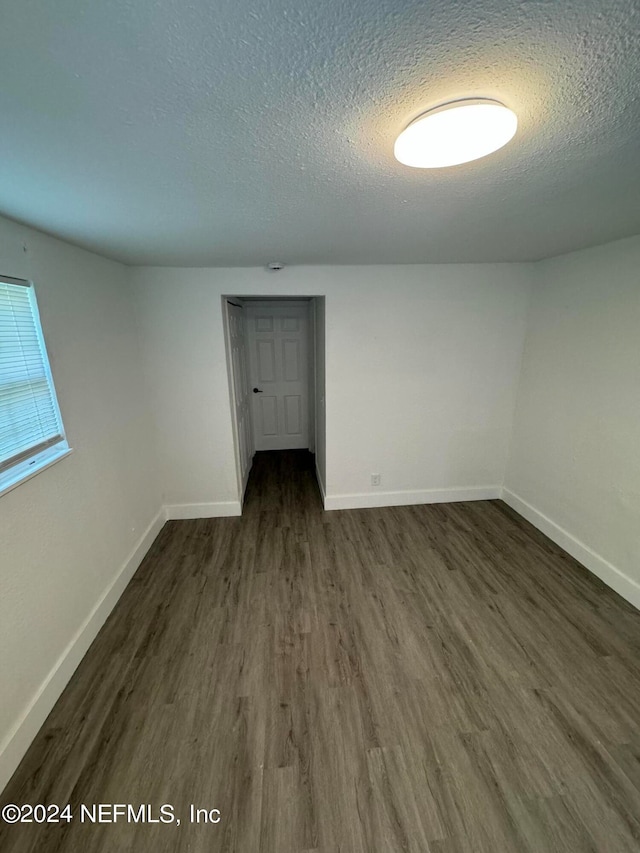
[0, 1, 639, 851]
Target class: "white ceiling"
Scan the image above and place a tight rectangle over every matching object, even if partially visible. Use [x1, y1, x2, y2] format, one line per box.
[1, 0, 639, 267]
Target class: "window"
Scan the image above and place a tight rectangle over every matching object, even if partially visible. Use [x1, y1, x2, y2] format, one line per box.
[0, 275, 70, 495]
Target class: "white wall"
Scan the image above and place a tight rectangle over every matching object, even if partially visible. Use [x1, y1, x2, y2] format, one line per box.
[505, 235, 640, 609]
[132, 263, 532, 513]
[0, 216, 162, 792]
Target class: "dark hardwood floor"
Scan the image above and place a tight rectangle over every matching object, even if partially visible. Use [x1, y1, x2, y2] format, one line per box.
[2, 450, 640, 852]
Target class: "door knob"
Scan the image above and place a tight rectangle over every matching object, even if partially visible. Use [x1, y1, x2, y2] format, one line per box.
[253, 387, 263, 393]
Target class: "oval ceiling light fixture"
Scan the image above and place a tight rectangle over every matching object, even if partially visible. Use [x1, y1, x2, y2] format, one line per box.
[394, 98, 517, 168]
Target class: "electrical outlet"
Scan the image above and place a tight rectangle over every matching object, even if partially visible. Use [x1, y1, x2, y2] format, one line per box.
[371, 473, 381, 486]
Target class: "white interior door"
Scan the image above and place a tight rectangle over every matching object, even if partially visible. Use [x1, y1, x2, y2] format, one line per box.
[247, 301, 310, 451]
[225, 300, 253, 492]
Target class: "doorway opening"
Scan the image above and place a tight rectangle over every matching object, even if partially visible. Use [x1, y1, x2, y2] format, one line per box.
[222, 296, 326, 509]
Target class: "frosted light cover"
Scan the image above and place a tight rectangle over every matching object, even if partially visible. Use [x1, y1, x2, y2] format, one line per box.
[394, 100, 518, 168]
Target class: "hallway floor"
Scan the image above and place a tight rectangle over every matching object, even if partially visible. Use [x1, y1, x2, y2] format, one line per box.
[2, 450, 640, 852]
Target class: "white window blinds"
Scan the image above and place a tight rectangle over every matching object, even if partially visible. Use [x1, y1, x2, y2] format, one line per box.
[0, 277, 65, 474]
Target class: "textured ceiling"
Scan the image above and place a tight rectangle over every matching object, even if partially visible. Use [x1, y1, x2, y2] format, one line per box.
[1, 0, 640, 266]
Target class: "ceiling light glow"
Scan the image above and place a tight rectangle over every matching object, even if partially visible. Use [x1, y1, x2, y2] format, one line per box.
[394, 99, 517, 168]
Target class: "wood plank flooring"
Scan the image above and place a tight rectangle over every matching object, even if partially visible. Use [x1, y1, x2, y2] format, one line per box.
[2, 450, 640, 852]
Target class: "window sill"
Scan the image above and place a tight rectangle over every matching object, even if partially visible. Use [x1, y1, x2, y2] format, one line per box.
[0, 446, 73, 499]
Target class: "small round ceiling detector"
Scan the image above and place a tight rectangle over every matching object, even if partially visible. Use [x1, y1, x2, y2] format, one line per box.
[394, 98, 518, 168]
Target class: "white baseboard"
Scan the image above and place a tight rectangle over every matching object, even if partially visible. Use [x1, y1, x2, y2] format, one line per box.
[0, 508, 166, 795]
[164, 501, 241, 520]
[315, 461, 326, 507]
[501, 488, 640, 611]
[323, 485, 501, 512]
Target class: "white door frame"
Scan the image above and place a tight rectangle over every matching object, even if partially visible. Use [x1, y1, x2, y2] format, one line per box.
[222, 294, 326, 511]
[222, 297, 254, 503]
